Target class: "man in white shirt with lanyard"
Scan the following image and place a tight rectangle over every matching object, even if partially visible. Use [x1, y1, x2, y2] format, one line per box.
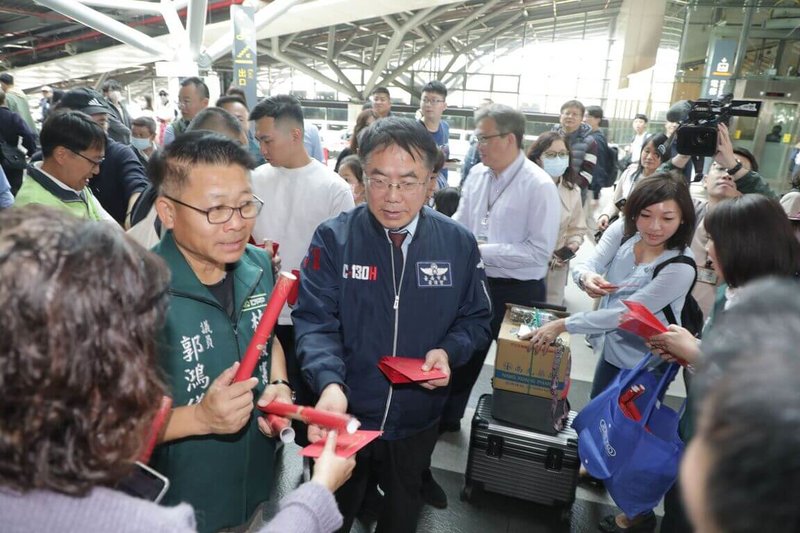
[445, 103, 560, 431]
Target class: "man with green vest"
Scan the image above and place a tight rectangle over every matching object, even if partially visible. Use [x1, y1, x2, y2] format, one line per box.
[15, 110, 113, 222]
[149, 131, 292, 533]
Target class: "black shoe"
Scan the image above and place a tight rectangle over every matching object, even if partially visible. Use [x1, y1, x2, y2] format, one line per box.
[598, 512, 656, 532]
[438, 420, 461, 434]
[421, 469, 448, 509]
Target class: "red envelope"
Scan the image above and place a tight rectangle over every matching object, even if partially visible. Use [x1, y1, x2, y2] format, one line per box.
[300, 430, 382, 458]
[619, 300, 668, 339]
[378, 356, 447, 384]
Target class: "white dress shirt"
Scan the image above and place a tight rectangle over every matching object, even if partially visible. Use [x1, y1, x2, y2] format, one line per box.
[453, 151, 560, 280]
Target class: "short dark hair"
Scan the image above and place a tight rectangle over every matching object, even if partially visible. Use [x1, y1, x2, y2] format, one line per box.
[101, 79, 122, 93]
[156, 130, 255, 195]
[0, 72, 14, 85]
[634, 113, 648, 122]
[421, 81, 447, 98]
[40, 110, 106, 158]
[226, 86, 247, 100]
[527, 131, 578, 188]
[187, 107, 246, 141]
[180, 76, 209, 99]
[132, 116, 156, 136]
[249, 94, 304, 130]
[693, 278, 800, 533]
[358, 116, 438, 172]
[216, 95, 249, 110]
[338, 155, 363, 183]
[475, 104, 526, 149]
[0, 205, 169, 496]
[623, 172, 696, 249]
[371, 86, 390, 98]
[732, 146, 758, 172]
[560, 99, 585, 116]
[704, 195, 800, 288]
[433, 187, 461, 217]
[585, 105, 603, 119]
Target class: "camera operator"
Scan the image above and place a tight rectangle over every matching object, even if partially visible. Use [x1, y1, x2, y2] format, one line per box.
[657, 122, 777, 318]
[659, 123, 774, 201]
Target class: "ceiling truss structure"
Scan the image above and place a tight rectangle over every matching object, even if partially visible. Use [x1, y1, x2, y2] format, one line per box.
[2, 0, 790, 97]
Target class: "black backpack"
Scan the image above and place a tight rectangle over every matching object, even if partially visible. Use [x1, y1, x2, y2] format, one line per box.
[652, 255, 705, 337]
[604, 145, 620, 186]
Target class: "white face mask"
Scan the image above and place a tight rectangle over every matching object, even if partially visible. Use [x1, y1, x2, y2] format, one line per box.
[131, 137, 151, 150]
[541, 155, 569, 178]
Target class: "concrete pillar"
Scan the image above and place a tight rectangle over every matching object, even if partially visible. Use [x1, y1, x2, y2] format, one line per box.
[610, 0, 667, 90]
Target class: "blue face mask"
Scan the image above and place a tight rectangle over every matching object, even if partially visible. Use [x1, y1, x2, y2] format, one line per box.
[130, 137, 151, 151]
[541, 155, 569, 178]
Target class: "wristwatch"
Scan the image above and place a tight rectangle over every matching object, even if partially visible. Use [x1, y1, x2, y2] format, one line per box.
[725, 160, 743, 176]
[270, 379, 296, 402]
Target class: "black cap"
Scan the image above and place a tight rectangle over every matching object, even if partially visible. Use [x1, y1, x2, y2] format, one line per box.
[634, 113, 648, 122]
[59, 87, 109, 115]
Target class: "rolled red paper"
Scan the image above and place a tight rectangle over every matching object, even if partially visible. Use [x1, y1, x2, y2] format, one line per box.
[259, 401, 361, 435]
[139, 395, 173, 463]
[234, 271, 298, 383]
[288, 269, 300, 305]
[267, 414, 295, 443]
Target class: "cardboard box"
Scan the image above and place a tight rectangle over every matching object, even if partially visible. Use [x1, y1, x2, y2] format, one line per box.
[493, 304, 571, 400]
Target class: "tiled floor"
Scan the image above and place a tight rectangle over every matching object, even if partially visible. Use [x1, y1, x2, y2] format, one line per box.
[258, 188, 687, 532]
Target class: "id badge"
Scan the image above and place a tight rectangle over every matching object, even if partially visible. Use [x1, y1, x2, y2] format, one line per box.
[697, 266, 718, 285]
[477, 216, 489, 244]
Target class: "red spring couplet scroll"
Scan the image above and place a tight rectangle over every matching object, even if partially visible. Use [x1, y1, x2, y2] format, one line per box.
[259, 401, 361, 435]
[233, 271, 298, 383]
[267, 414, 295, 443]
[139, 395, 173, 463]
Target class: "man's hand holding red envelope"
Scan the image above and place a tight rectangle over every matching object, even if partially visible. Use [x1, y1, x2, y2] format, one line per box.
[647, 325, 702, 366]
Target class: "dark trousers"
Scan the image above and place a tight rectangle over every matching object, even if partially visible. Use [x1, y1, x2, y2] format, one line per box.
[589, 357, 622, 399]
[275, 324, 316, 447]
[335, 425, 439, 533]
[4, 166, 22, 196]
[441, 276, 546, 424]
[661, 475, 693, 532]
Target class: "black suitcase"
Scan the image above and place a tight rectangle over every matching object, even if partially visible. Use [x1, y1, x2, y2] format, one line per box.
[462, 393, 579, 520]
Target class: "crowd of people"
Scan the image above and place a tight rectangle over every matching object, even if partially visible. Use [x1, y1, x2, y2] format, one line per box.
[0, 69, 799, 533]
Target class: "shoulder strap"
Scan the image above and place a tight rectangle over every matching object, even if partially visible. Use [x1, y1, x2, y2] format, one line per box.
[652, 254, 697, 325]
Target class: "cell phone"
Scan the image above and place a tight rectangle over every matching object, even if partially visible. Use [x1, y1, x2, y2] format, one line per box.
[553, 246, 576, 262]
[116, 461, 170, 503]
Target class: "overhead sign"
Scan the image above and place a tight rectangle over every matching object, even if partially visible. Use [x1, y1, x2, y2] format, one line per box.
[701, 38, 737, 100]
[232, 4, 257, 109]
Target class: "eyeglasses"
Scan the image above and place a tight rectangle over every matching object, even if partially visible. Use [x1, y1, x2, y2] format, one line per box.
[68, 148, 105, 168]
[474, 132, 507, 145]
[422, 98, 445, 105]
[543, 151, 569, 159]
[164, 194, 264, 224]
[367, 177, 426, 193]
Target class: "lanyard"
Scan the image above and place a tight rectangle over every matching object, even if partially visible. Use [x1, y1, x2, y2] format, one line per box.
[483, 157, 525, 224]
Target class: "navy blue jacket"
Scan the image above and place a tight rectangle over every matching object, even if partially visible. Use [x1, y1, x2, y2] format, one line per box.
[293, 205, 492, 440]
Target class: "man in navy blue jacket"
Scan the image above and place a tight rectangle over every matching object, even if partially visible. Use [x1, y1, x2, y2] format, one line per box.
[293, 117, 492, 532]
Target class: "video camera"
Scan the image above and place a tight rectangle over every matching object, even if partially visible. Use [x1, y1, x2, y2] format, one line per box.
[668, 94, 761, 157]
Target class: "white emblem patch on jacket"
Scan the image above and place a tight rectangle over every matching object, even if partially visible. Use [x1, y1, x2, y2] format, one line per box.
[416, 262, 452, 287]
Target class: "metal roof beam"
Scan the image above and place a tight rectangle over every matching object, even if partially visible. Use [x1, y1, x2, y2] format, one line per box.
[33, 0, 173, 58]
[186, 0, 208, 59]
[377, 0, 502, 89]
[362, 6, 437, 95]
[205, 0, 306, 62]
[74, 0, 163, 13]
[266, 36, 359, 98]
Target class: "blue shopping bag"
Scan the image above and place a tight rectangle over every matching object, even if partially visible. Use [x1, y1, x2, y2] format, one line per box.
[572, 354, 684, 517]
